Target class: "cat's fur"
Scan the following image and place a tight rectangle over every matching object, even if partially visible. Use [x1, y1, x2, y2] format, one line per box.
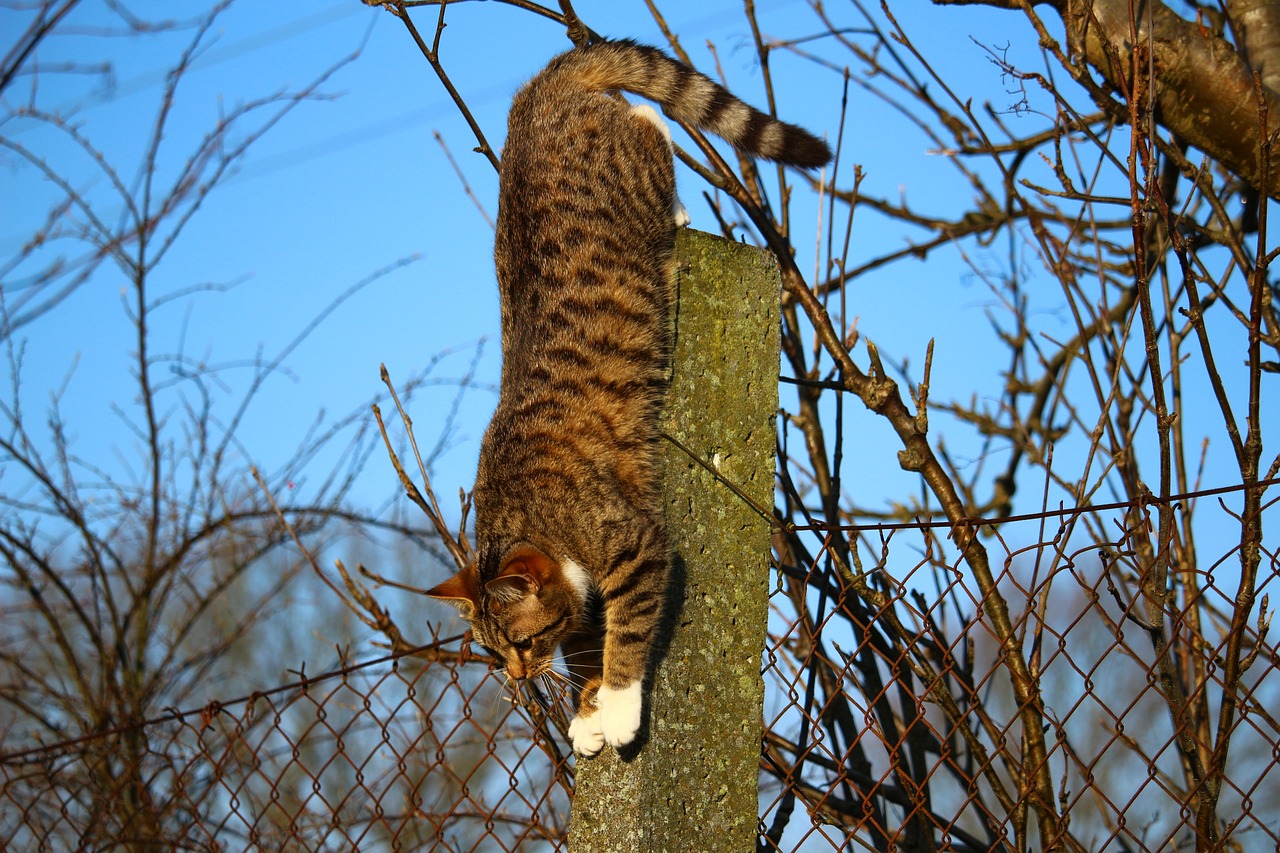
[427, 39, 830, 756]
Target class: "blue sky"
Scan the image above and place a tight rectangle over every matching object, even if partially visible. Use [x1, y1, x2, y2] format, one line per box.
[2, 0, 1040, 526]
[6, 9, 1274, 844]
[7, 0, 1259, 565]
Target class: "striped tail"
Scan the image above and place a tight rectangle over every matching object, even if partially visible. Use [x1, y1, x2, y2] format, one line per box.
[536, 39, 832, 169]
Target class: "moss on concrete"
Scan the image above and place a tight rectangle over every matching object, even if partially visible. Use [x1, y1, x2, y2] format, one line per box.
[567, 229, 780, 852]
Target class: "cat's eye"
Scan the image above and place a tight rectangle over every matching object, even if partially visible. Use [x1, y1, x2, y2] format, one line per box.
[512, 637, 532, 651]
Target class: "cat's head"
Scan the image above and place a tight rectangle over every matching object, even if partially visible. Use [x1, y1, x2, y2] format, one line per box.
[426, 545, 585, 680]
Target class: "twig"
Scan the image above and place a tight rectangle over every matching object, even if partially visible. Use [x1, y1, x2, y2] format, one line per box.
[390, 0, 501, 172]
[433, 130, 494, 229]
[376, 363, 471, 568]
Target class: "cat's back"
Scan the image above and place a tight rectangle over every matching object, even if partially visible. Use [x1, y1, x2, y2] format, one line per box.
[480, 45, 679, 541]
[478, 40, 830, 546]
[495, 46, 679, 313]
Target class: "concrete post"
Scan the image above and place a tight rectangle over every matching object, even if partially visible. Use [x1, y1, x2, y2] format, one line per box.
[567, 229, 780, 852]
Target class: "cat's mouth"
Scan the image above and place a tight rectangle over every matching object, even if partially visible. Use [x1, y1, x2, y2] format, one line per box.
[502, 659, 550, 681]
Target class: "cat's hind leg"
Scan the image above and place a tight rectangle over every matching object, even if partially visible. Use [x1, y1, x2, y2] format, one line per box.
[631, 104, 690, 227]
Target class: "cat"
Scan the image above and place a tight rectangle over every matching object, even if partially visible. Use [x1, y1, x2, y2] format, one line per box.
[427, 39, 830, 756]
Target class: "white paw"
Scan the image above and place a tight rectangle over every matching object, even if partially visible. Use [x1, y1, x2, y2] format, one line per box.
[673, 199, 691, 227]
[596, 681, 643, 749]
[569, 709, 605, 756]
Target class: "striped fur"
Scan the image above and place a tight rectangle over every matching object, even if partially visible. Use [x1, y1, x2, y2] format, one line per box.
[427, 40, 829, 756]
[537, 39, 831, 168]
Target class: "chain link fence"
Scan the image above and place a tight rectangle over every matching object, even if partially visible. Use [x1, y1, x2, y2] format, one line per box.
[760, 485, 1279, 851]
[3, 491, 1276, 851]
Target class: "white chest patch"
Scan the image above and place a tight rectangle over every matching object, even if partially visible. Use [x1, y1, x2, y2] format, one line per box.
[560, 557, 593, 604]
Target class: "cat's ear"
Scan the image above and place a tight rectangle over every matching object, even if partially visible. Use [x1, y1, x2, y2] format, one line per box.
[426, 566, 482, 620]
[486, 546, 558, 603]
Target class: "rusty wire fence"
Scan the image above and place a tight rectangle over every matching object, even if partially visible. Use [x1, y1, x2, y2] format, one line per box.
[759, 484, 1279, 851]
[3, 491, 1276, 851]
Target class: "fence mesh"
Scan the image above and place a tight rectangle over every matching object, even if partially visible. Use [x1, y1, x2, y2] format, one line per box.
[758, 487, 1278, 851]
[3, 492, 1276, 851]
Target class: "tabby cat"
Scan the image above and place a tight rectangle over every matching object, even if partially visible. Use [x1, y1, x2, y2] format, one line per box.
[427, 39, 830, 756]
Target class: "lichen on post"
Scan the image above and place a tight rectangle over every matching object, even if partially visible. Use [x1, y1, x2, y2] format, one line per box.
[567, 228, 781, 851]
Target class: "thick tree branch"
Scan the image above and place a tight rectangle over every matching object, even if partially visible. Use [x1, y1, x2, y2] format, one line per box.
[935, 0, 1280, 198]
[1228, 0, 1280, 95]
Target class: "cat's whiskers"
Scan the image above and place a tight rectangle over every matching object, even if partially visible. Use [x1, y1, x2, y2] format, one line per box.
[543, 666, 595, 708]
[534, 672, 564, 708]
[536, 670, 585, 721]
[490, 670, 523, 718]
[552, 650, 601, 686]
[556, 650, 605, 677]
[543, 668, 576, 688]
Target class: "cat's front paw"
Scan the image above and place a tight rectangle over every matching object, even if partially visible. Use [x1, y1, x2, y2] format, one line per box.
[596, 681, 643, 749]
[569, 681, 643, 755]
[569, 709, 605, 756]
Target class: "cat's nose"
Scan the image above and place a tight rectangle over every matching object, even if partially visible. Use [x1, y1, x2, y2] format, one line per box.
[506, 661, 527, 679]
